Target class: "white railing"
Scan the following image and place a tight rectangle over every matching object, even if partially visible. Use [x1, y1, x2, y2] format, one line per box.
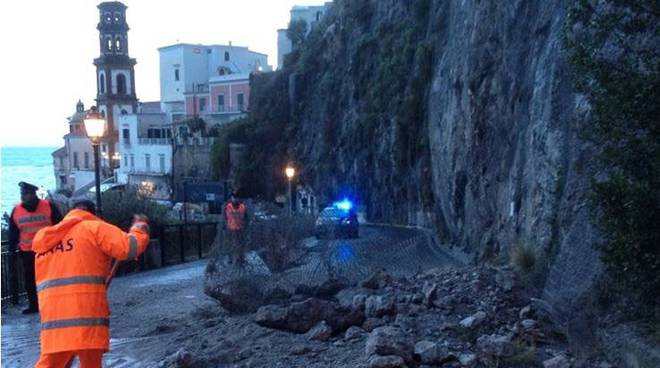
[138, 138, 170, 145]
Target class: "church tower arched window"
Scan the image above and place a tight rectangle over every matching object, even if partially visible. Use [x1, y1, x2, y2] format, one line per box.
[116, 74, 127, 94]
[99, 72, 105, 94]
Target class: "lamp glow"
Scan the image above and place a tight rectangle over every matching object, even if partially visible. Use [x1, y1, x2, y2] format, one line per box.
[335, 199, 353, 211]
[285, 166, 295, 180]
[84, 106, 106, 144]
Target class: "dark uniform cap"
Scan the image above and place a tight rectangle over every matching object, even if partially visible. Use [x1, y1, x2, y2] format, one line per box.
[18, 182, 39, 193]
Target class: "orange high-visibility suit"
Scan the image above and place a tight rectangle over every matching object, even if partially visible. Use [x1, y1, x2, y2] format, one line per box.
[224, 202, 247, 231]
[31, 209, 150, 367]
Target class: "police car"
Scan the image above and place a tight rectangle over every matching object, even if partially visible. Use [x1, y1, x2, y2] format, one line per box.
[314, 199, 359, 239]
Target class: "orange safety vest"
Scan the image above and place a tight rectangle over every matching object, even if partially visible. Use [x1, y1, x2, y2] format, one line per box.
[12, 200, 53, 252]
[224, 202, 246, 231]
[32, 209, 150, 354]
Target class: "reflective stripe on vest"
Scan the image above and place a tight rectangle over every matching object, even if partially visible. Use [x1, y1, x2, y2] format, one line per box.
[13, 200, 53, 252]
[41, 317, 109, 331]
[127, 234, 138, 259]
[37, 275, 106, 292]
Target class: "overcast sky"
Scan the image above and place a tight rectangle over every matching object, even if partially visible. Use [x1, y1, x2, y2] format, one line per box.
[0, 0, 324, 147]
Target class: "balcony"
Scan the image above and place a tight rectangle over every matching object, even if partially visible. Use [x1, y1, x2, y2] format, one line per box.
[138, 138, 171, 145]
[209, 105, 246, 114]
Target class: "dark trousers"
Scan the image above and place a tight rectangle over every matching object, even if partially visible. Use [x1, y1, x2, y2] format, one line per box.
[19, 251, 38, 309]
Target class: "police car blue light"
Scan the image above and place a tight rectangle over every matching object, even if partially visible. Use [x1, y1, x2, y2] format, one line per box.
[335, 199, 353, 211]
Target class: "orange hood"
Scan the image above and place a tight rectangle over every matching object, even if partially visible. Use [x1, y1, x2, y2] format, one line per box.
[32, 209, 98, 253]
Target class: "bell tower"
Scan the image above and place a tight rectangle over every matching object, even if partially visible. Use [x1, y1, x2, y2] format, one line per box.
[94, 1, 137, 168]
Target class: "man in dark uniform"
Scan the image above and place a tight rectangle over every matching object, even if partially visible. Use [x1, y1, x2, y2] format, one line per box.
[8, 182, 63, 314]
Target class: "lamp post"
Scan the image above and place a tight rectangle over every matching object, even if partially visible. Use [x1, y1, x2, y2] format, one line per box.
[285, 165, 295, 216]
[84, 106, 106, 216]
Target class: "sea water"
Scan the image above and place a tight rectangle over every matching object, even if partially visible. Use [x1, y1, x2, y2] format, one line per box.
[1, 147, 57, 219]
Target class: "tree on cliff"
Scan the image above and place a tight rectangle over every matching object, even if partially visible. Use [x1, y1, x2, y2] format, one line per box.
[287, 19, 308, 48]
[564, 0, 660, 306]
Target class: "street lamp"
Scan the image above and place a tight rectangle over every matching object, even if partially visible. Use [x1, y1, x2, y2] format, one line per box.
[84, 106, 106, 216]
[285, 165, 295, 216]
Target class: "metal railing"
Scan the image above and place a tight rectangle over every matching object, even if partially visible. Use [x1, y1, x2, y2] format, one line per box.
[1, 241, 25, 306]
[1, 222, 218, 306]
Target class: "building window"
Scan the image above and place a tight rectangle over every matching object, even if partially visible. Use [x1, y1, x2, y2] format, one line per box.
[59, 175, 67, 186]
[99, 73, 105, 94]
[114, 12, 121, 23]
[59, 157, 64, 167]
[224, 51, 230, 61]
[174, 68, 179, 81]
[237, 93, 245, 111]
[73, 152, 79, 169]
[166, 129, 172, 138]
[199, 97, 206, 112]
[130, 154, 135, 169]
[217, 94, 225, 112]
[104, 12, 112, 23]
[116, 74, 127, 94]
[159, 154, 165, 173]
[106, 38, 112, 51]
[84, 152, 90, 169]
[115, 37, 122, 52]
[124, 154, 128, 167]
[145, 154, 151, 172]
[122, 128, 130, 142]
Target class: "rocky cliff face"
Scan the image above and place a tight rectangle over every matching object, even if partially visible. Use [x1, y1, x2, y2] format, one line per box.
[281, 0, 600, 328]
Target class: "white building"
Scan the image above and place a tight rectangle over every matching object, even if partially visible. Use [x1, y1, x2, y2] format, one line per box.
[277, 3, 332, 69]
[52, 101, 110, 193]
[158, 43, 271, 121]
[116, 104, 173, 200]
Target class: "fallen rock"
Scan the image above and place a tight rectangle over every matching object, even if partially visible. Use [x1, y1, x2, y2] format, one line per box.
[368, 355, 406, 368]
[366, 326, 414, 363]
[519, 305, 532, 319]
[521, 319, 537, 330]
[459, 311, 487, 329]
[290, 344, 311, 356]
[306, 320, 332, 341]
[365, 295, 397, 318]
[543, 354, 570, 368]
[422, 282, 438, 305]
[345, 326, 366, 340]
[353, 294, 367, 311]
[255, 298, 364, 334]
[171, 348, 207, 368]
[458, 352, 477, 366]
[361, 270, 393, 289]
[414, 340, 450, 364]
[495, 271, 515, 292]
[363, 317, 388, 332]
[476, 334, 513, 357]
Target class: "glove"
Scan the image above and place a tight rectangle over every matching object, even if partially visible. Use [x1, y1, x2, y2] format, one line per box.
[131, 214, 150, 235]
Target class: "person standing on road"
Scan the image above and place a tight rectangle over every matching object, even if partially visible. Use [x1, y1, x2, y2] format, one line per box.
[31, 200, 150, 368]
[8, 181, 63, 314]
[224, 194, 248, 265]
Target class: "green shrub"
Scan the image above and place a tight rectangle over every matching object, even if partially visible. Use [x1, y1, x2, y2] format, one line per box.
[564, 0, 660, 306]
[510, 242, 537, 274]
[216, 214, 315, 272]
[101, 189, 169, 231]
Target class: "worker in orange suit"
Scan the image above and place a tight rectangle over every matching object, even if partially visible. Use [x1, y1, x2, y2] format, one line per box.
[31, 200, 150, 368]
[224, 194, 248, 265]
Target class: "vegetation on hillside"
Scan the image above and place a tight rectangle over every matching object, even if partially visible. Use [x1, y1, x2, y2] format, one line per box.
[564, 0, 660, 307]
